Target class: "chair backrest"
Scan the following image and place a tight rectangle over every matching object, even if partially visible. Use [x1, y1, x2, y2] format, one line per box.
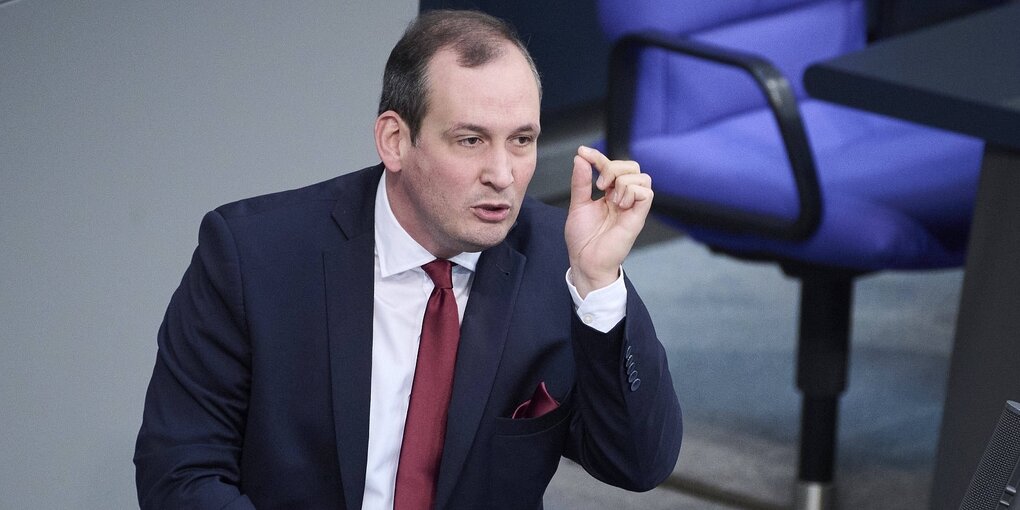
[598, 0, 866, 138]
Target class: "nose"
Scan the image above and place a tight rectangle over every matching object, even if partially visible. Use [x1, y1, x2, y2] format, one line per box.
[481, 146, 514, 190]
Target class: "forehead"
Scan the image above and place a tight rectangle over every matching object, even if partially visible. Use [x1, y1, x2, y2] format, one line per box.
[422, 45, 540, 130]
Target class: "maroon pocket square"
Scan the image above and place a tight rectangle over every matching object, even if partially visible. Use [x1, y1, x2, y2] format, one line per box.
[511, 381, 560, 419]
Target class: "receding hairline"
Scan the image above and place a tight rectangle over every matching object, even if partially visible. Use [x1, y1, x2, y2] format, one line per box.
[419, 39, 542, 114]
[377, 9, 543, 143]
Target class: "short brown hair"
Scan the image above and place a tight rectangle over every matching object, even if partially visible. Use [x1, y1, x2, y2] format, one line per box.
[378, 10, 542, 144]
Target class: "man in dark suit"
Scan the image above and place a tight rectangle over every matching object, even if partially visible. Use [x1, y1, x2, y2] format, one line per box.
[135, 9, 682, 510]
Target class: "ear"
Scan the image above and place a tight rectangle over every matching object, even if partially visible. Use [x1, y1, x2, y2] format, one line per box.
[375, 110, 409, 172]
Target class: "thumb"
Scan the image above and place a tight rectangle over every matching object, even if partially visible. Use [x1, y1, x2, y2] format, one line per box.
[569, 154, 594, 210]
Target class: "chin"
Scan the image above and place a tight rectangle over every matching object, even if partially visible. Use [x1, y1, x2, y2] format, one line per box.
[460, 229, 511, 253]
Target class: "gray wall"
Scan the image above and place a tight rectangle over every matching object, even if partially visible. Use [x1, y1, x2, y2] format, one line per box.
[0, 1, 417, 507]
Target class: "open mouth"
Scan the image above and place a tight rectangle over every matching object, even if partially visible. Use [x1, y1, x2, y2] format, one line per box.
[472, 203, 511, 222]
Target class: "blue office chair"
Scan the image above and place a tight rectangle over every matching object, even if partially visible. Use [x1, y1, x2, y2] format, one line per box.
[597, 0, 984, 507]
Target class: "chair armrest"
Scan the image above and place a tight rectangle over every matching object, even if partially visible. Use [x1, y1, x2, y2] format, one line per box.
[607, 31, 822, 241]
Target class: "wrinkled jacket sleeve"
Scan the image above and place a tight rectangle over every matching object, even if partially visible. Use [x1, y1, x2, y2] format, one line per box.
[134, 210, 256, 510]
[565, 276, 683, 491]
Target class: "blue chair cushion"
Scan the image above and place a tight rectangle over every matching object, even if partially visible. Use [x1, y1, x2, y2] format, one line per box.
[601, 0, 837, 41]
[625, 0, 866, 139]
[633, 100, 984, 270]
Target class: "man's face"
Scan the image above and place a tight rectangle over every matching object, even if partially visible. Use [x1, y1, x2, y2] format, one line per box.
[386, 44, 541, 259]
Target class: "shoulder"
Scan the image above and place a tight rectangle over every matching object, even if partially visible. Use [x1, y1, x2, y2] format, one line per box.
[196, 165, 382, 259]
[212, 164, 382, 222]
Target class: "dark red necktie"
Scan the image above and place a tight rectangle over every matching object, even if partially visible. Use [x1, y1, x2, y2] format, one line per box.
[394, 259, 460, 510]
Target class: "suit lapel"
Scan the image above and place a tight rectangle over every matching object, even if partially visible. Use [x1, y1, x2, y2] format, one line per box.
[434, 240, 526, 510]
[320, 165, 527, 509]
[323, 166, 381, 510]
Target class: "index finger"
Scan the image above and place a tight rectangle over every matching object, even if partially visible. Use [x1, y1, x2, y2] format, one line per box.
[577, 145, 613, 172]
[577, 145, 640, 191]
[577, 146, 613, 189]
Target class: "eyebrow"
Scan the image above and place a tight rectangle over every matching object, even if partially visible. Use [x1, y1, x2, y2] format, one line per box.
[444, 123, 540, 138]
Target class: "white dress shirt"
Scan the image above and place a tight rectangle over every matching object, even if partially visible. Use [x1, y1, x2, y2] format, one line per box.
[361, 174, 627, 509]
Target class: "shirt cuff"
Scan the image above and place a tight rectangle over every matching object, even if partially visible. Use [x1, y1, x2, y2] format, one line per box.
[565, 267, 627, 333]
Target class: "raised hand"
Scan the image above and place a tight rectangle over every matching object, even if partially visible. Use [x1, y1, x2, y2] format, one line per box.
[564, 145, 653, 298]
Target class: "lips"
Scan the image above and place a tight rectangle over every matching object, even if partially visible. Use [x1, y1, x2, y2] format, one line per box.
[471, 203, 511, 222]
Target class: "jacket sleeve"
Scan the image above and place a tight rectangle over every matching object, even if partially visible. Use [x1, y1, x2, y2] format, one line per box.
[565, 275, 683, 491]
[134, 210, 256, 510]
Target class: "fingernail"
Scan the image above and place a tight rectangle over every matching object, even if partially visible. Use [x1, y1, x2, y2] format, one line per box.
[596, 175, 604, 188]
[579, 145, 591, 153]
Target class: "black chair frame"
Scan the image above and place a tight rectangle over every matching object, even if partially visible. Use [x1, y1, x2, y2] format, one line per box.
[606, 30, 871, 501]
[607, 31, 823, 242]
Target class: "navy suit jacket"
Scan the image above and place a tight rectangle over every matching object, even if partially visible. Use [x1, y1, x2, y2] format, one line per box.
[134, 165, 682, 509]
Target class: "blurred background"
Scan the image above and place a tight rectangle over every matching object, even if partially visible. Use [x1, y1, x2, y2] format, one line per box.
[0, 0, 1001, 508]
[1, 2, 417, 507]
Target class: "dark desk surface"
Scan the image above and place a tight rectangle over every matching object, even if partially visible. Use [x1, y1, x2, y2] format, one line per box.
[804, 3, 1020, 508]
[804, 1, 1020, 149]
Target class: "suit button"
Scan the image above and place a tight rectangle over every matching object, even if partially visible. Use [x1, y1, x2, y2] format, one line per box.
[627, 370, 639, 383]
[630, 378, 641, 392]
[625, 355, 635, 370]
[625, 345, 633, 357]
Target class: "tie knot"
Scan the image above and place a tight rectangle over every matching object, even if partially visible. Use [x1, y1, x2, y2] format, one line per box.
[422, 259, 453, 289]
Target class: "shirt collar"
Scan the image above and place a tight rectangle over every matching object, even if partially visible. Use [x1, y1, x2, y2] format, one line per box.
[374, 172, 481, 278]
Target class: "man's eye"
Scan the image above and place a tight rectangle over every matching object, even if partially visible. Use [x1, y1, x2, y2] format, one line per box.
[513, 136, 534, 146]
[459, 137, 482, 146]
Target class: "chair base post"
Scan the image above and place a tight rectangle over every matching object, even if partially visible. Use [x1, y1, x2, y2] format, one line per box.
[789, 270, 855, 510]
[799, 396, 839, 483]
[795, 481, 837, 510]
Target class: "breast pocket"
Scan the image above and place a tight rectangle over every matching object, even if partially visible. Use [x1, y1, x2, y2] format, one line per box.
[489, 392, 573, 509]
